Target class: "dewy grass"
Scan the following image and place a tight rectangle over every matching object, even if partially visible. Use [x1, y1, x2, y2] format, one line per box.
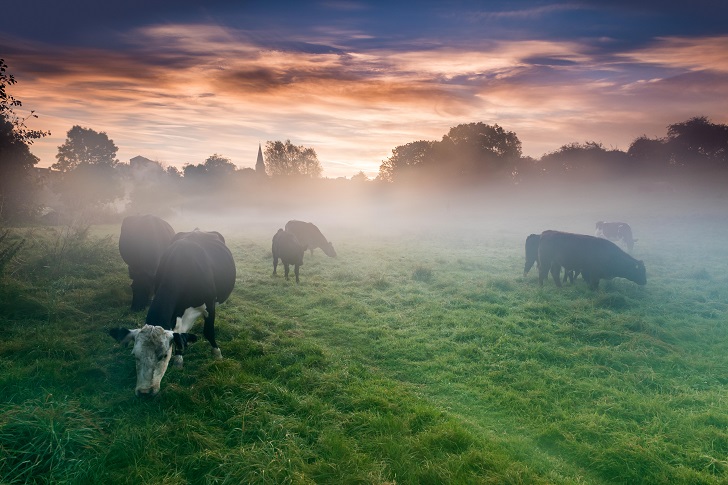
[0, 210, 727, 484]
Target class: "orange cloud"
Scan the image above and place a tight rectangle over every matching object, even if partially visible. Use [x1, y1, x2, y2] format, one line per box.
[5, 26, 728, 178]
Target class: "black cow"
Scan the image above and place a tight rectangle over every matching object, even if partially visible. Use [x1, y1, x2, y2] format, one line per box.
[538, 230, 646, 290]
[595, 221, 636, 251]
[284, 220, 336, 257]
[118, 214, 175, 311]
[272, 229, 305, 283]
[109, 229, 236, 396]
[524, 233, 541, 277]
[525, 233, 578, 283]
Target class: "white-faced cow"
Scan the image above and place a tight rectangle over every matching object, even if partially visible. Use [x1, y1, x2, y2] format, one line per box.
[272, 229, 305, 283]
[118, 215, 175, 311]
[538, 230, 646, 290]
[284, 220, 336, 257]
[109, 229, 236, 396]
[595, 221, 636, 251]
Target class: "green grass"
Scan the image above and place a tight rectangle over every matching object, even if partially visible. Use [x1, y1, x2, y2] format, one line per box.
[1, 207, 728, 484]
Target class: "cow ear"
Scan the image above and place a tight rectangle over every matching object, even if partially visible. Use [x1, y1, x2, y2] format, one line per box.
[109, 327, 138, 346]
[172, 332, 198, 352]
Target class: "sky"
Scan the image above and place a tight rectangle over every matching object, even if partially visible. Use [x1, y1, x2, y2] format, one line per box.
[2, 0, 728, 178]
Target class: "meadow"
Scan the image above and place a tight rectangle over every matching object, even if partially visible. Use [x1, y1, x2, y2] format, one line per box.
[1, 186, 728, 484]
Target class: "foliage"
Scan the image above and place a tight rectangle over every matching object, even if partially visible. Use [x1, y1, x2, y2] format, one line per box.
[0, 59, 50, 146]
[53, 163, 124, 220]
[441, 122, 522, 177]
[0, 228, 24, 275]
[378, 140, 437, 183]
[628, 116, 728, 174]
[539, 141, 632, 179]
[0, 59, 49, 222]
[264, 139, 323, 178]
[666, 116, 728, 169]
[350, 170, 369, 182]
[379, 122, 523, 185]
[53, 125, 119, 172]
[183, 153, 237, 178]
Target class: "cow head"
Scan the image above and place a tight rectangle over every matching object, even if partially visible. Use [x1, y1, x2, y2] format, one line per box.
[322, 241, 337, 258]
[109, 325, 197, 397]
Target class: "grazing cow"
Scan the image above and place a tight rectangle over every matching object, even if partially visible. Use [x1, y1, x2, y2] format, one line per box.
[284, 220, 336, 257]
[109, 229, 236, 396]
[538, 230, 646, 290]
[595, 221, 636, 251]
[272, 229, 305, 283]
[525, 232, 578, 283]
[524, 233, 541, 277]
[118, 215, 175, 311]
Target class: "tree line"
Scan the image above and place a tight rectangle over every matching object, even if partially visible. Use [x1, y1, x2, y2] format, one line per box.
[2, 58, 728, 224]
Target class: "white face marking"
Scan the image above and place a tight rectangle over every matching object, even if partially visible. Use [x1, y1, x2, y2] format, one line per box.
[174, 304, 208, 334]
[131, 324, 174, 396]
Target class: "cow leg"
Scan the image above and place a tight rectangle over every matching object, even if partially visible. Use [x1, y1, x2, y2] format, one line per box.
[273, 254, 279, 275]
[203, 304, 222, 359]
[294, 264, 300, 283]
[284, 263, 290, 280]
[538, 263, 548, 286]
[550, 263, 562, 287]
[587, 275, 600, 290]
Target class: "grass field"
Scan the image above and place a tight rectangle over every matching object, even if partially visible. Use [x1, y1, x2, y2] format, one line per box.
[1, 188, 728, 484]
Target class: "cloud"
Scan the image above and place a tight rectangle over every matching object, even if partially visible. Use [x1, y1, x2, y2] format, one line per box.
[621, 35, 728, 73]
[4, 24, 728, 178]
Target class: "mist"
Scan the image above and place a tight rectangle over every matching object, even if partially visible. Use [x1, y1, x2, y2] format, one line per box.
[124, 173, 726, 268]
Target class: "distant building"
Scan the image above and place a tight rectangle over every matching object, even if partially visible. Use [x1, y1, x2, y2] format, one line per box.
[255, 144, 266, 175]
[130, 155, 158, 169]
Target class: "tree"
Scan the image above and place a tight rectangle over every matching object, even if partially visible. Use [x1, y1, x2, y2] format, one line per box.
[539, 141, 630, 180]
[0, 58, 50, 146]
[665, 116, 728, 169]
[203, 154, 237, 176]
[351, 171, 369, 183]
[53, 125, 119, 172]
[0, 59, 50, 221]
[627, 135, 670, 172]
[441, 122, 522, 180]
[54, 162, 124, 219]
[378, 140, 437, 183]
[264, 140, 323, 178]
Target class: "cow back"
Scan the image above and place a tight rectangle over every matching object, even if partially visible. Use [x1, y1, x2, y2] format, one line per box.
[171, 230, 236, 304]
[285, 220, 336, 257]
[119, 215, 175, 276]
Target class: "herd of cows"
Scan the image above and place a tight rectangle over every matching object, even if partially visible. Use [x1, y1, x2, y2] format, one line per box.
[109, 215, 336, 396]
[108, 215, 645, 397]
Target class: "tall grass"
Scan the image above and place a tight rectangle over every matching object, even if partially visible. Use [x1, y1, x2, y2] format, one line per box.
[1, 207, 727, 484]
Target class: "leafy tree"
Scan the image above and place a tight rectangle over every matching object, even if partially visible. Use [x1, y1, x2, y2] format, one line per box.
[203, 154, 237, 176]
[627, 135, 670, 172]
[377, 122, 522, 185]
[665, 116, 728, 169]
[378, 140, 437, 183]
[53, 126, 119, 172]
[182, 154, 237, 179]
[0, 59, 49, 221]
[264, 140, 323, 178]
[539, 141, 630, 180]
[0, 58, 50, 146]
[54, 163, 123, 219]
[441, 122, 522, 180]
[351, 171, 369, 183]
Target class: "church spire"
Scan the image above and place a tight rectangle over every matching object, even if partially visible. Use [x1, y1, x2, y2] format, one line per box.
[255, 143, 266, 175]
